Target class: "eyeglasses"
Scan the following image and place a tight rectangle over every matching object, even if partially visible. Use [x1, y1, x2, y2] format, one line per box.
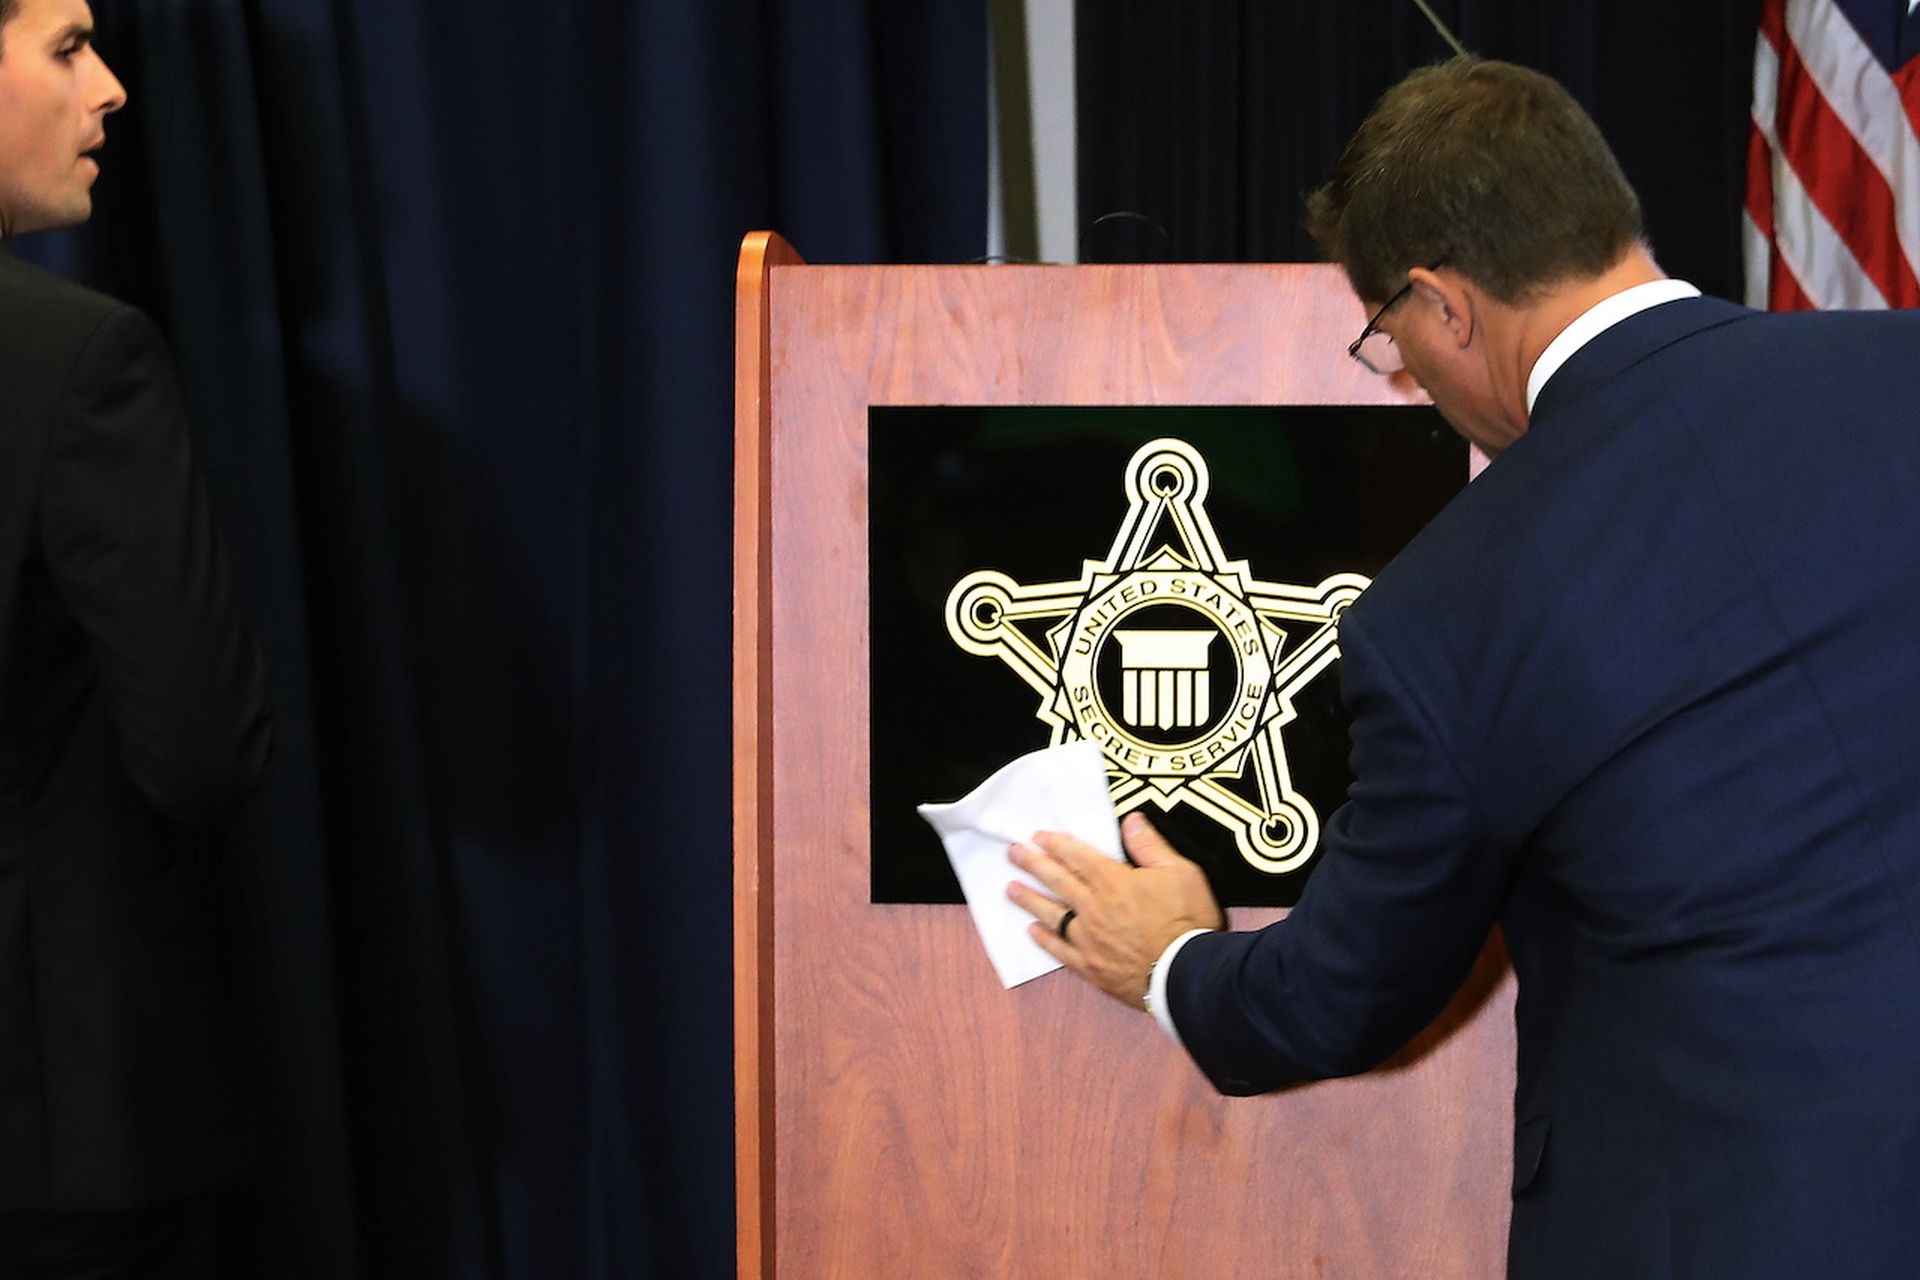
[1347, 279, 1416, 375]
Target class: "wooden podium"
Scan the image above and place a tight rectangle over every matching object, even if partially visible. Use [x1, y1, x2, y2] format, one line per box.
[734, 232, 1515, 1278]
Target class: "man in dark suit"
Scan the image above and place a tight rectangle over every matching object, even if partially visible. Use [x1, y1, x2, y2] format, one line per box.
[1010, 57, 1920, 1277]
[0, 0, 272, 1273]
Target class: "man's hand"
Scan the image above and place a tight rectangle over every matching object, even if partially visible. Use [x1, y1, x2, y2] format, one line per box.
[1008, 812, 1226, 1010]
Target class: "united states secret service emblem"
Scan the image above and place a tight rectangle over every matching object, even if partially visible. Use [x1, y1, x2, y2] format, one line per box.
[944, 438, 1368, 874]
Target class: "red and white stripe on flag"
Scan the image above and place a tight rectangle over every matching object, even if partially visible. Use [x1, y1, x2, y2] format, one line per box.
[1744, 0, 1920, 310]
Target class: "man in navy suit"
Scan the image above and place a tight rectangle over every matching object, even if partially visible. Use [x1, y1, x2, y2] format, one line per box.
[0, 0, 272, 1274]
[1011, 56, 1920, 1277]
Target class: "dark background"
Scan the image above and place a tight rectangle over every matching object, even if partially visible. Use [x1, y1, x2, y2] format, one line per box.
[869, 407, 1463, 907]
[17, 1, 1761, 1273]
[1078, 0, 1765, 296]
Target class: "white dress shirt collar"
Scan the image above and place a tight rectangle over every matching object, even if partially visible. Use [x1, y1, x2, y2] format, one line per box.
[1524, 278, 1702, 413]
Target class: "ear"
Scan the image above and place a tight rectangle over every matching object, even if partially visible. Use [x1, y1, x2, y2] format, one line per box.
[1408, 266, 1476, 350]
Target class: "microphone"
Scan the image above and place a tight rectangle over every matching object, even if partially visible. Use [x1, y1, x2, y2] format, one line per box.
[1410, 0, 1470, 57]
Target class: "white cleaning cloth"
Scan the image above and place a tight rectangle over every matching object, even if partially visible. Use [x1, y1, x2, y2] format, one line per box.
[917, 740, 1124, 987]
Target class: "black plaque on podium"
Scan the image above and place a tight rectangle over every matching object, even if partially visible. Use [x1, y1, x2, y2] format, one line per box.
[870, 406, 1464, 907]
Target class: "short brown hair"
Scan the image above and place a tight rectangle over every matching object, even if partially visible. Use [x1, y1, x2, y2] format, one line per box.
[1306, 57, 1644, 306]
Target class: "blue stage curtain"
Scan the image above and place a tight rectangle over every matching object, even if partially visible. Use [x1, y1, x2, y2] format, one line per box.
[23, 1, 984, 1274]
[1077, 0, 1763, 301]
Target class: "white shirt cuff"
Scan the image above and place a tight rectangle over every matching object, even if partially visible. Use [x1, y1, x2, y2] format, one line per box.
[1145, 927, 1214, 1049]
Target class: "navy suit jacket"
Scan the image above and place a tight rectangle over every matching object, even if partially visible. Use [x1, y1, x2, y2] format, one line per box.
[1168, 296, 1920, 1277]
[0, 251, 272, 1211]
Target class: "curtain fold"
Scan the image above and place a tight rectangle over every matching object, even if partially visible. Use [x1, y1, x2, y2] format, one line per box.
[1078, 0, 1765, 301]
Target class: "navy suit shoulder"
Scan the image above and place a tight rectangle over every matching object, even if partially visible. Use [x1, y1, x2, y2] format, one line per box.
[0, 248, 131, 367]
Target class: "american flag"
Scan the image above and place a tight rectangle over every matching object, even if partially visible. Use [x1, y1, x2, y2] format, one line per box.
[1744, 0, 1920, 310]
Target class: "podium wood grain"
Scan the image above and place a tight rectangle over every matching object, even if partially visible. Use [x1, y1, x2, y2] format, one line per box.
[737, 244, 1516, 1279]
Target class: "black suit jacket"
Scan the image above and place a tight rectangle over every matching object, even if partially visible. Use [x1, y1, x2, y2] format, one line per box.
[0, 250, 271, 1211]
[1169, 297, 1920, 1277]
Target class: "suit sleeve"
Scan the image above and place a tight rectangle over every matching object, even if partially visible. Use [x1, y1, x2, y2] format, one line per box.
[1165, 613, 1515, 1095]
[37, 304, 273, 823]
